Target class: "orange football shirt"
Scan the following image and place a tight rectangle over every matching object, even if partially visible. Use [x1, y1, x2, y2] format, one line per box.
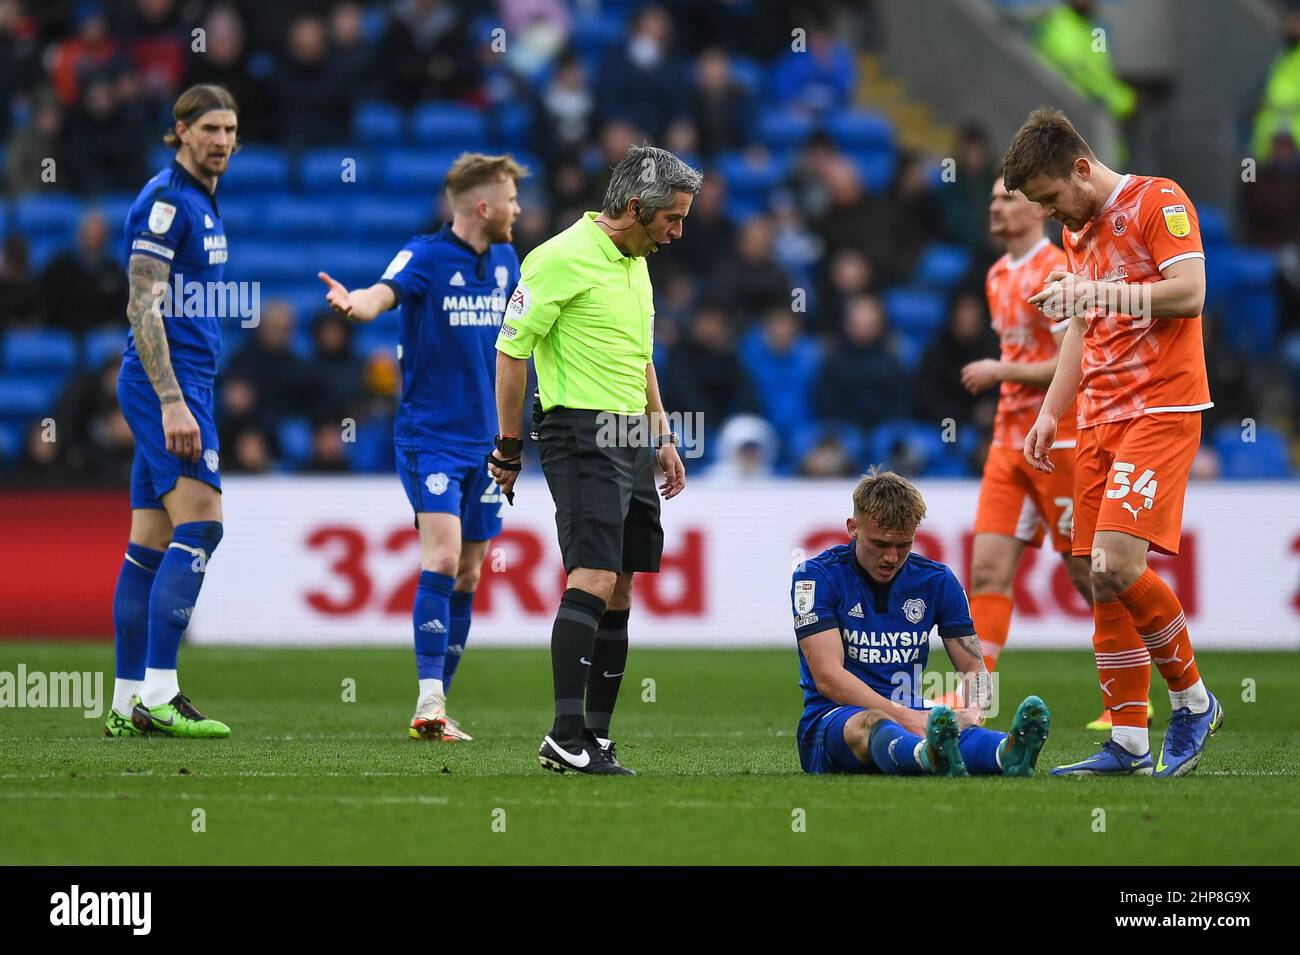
[985, 237, 1077, 449]
[1061, 174, 1212, 429]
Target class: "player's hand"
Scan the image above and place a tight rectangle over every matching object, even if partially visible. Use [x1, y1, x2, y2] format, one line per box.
[1028, 271, 1091, 320]
[162, 398, 201, 462]
[960, 359, 1003, 394]
[488, 452, 521, 500]
[317, 271, 353, 318]
[656, 444, 686, 499]
[1023, 413, 1057, 473]
[954, 706, 985, 730]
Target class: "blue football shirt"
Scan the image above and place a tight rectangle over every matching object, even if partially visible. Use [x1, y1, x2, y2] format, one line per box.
[791, 543, 975, 740]
[379, 223, 520, 451]
[120, 159, 228, 384]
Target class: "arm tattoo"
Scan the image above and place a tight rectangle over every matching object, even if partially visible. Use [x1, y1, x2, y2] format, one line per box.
[949, 634, 983, 661]
[126, 254, 181, 404]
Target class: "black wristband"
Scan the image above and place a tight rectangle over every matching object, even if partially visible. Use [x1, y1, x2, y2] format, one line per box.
[494, 434, 523, 458]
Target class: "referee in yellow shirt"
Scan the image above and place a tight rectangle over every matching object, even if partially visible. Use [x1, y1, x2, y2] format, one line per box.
[490, 144, 700, 775]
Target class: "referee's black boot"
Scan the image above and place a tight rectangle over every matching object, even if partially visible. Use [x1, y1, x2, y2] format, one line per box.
[539, 729, 635, 776]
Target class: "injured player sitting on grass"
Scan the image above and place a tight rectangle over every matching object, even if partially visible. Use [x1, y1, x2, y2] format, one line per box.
[792, 468, 1051, 777]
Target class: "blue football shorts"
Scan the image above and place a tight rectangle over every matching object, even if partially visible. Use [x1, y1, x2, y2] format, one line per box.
[117, 372, 221, 511]
[395, 443, 504, 541]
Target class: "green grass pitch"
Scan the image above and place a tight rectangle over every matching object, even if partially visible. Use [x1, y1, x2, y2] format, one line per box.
[1, 643, 1297, 865]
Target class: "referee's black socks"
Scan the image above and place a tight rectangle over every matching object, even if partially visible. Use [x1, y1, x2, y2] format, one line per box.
[586, 608, 630, 739]
[551, 588, 607, 740]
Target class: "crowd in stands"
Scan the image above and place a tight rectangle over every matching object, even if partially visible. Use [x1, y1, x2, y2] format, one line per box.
[0, 0, 1295, 483]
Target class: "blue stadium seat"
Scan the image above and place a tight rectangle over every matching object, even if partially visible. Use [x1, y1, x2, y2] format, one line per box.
[410, 104, 488, 147]
[0, 374, 63, 421]
[0, 419, 25, 463]
[83, 326, 126, 369]
[223, 240, 311, 284]
[569, 10, 626, 56]
[345, 414, 396, 472]
[490, 103, 534, 150]
[1213, 422, 1292, 479]
[789, 421, 866, 467]
[3, 328, 78, 374]
[90, 192, 136, 232]
[350, 195, 434, 237]
[754, 110, 814, 151]
[716, 150, 790, 197]
[217, 145, 291, 193]
[883, 286, 947, 338]
[353, 100, 405, 144]
[14, 194, 84, 240]
[851, 148, 897, 193]
[216, 196, 260, 235]
[1197, 205, 1230, 247]
[262, 284, 331, 326]
[826, 111, 893, 151]
[1221, 249, 1279, 357]
[866, 420, 972, 475]
[27, 237, 67, 271]
[727, 56, 766, 95]
[379, 147, 462, 193]
[354, 322, 396, 360]
[725, 194, 768, 223]
[278, 417, 314, 467]
[263, 196, 344, 236]
[308, 241, 391, 289]
[298, 148, 376, 192]
[148, 145, 174, 173]
[913, 244, 971, 289]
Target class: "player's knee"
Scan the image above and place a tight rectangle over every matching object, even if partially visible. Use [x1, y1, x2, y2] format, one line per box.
[455, 564, 482, 592]
[970, 555, 1013, 595]
[1090, 554, 1143, 598]
[567, 568, 617, 603]
[172, 520, 223, 566]
[423, 548, 459, 576]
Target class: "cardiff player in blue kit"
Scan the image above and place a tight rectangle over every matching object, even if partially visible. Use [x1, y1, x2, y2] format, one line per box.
[104, 85, 238, 738]
[320, 153, 526, 741]
[793, 469, 1052, 776]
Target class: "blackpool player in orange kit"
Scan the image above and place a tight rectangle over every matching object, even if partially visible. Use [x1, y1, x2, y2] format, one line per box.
[1003, 108, 1222, 777]
[955, 179, 1093, 689]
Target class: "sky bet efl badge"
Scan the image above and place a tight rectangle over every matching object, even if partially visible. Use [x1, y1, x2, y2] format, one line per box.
[1162, 203, 1191, 238]
[794, 580, 815, 615]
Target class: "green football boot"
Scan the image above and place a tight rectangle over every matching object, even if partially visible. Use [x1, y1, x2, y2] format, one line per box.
[132, 693, 230, 738]
[999, 694, 1051, 777]
[919, 704, 968, 777]
[104, 696, 144, 737]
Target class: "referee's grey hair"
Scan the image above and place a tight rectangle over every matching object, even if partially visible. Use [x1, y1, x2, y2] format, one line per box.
[602, 144, 703, 220]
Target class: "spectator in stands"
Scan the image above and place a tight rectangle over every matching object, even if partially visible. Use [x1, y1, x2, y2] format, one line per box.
[227, 425, 276, 473]
[305, 418, 351, 472]
[226, 299, 317, 419]
[276, 14, 353, 148]
[769, 14, 855, 116]
[0, 1, 44, 128]
[311, 311, 366, 418]
[379, 0, 479, 107]
[814, 155, 914, 286]
[1250, 7, 1300, 162]
[705, 414, 778, 481]
[817, 247, 877, 336]
[122, 0, 188, 103]
[328, 1, 376, 106]
[664, 302, 760, 429]
[790, 130, 840, 221]
[535, 51, 596, 166]
[499, 0, 569, 78]
[771, 192, 821, 296]
[4, 88, 63, 197]
[1242, 131, 1300, 249]
[46, 353, 134, 481]
[183, 4, 275, 143]
[693, 47, 753, 158]
[938, 124, 998, 255]
[815, 293, 906, 432]
[739, 305, 821, 440]
[913, 290, 999, 430]
[215, 372, 280, 473]
[1034, 1, 1135, 122]
[597, 5, 688, 139]
[63, 71, 149, 194]
[49, 1, 119, 107]
[0, 234, 41, 330]
[656, 170, 733, 278]
[890, 153, 948, 270]
[39, 210, 127, 335]
[14, 417, 60, 479]
[715, 214, 794, 323]
[799, 433, 857, 478]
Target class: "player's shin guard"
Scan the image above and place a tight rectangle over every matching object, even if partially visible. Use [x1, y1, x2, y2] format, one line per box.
[442, 589, 474, 692]
[1093, 598, 1151, 735]
[957, 726, 1005, 775]
[112, 543, 163, 712]
[143, 521, 222, 706]
[970, 593, 1013, 673]
[551, 588, 606, 739]
[1116, 568, 1201, 692]
[586, 608, 629, 739]
[867, 720, 926, 775]
[414, 571, 455, 685]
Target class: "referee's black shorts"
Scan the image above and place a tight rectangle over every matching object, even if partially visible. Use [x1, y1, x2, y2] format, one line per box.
[537, 408, 663, 575]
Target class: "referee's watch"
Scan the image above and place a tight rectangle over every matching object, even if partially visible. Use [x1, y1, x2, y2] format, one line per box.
[652, 431, 680, 450]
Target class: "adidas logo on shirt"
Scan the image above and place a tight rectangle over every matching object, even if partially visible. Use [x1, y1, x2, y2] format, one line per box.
[449, 271, 465, 286]
[419, 620, 446, 633]
[848, 602, 864, 618]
